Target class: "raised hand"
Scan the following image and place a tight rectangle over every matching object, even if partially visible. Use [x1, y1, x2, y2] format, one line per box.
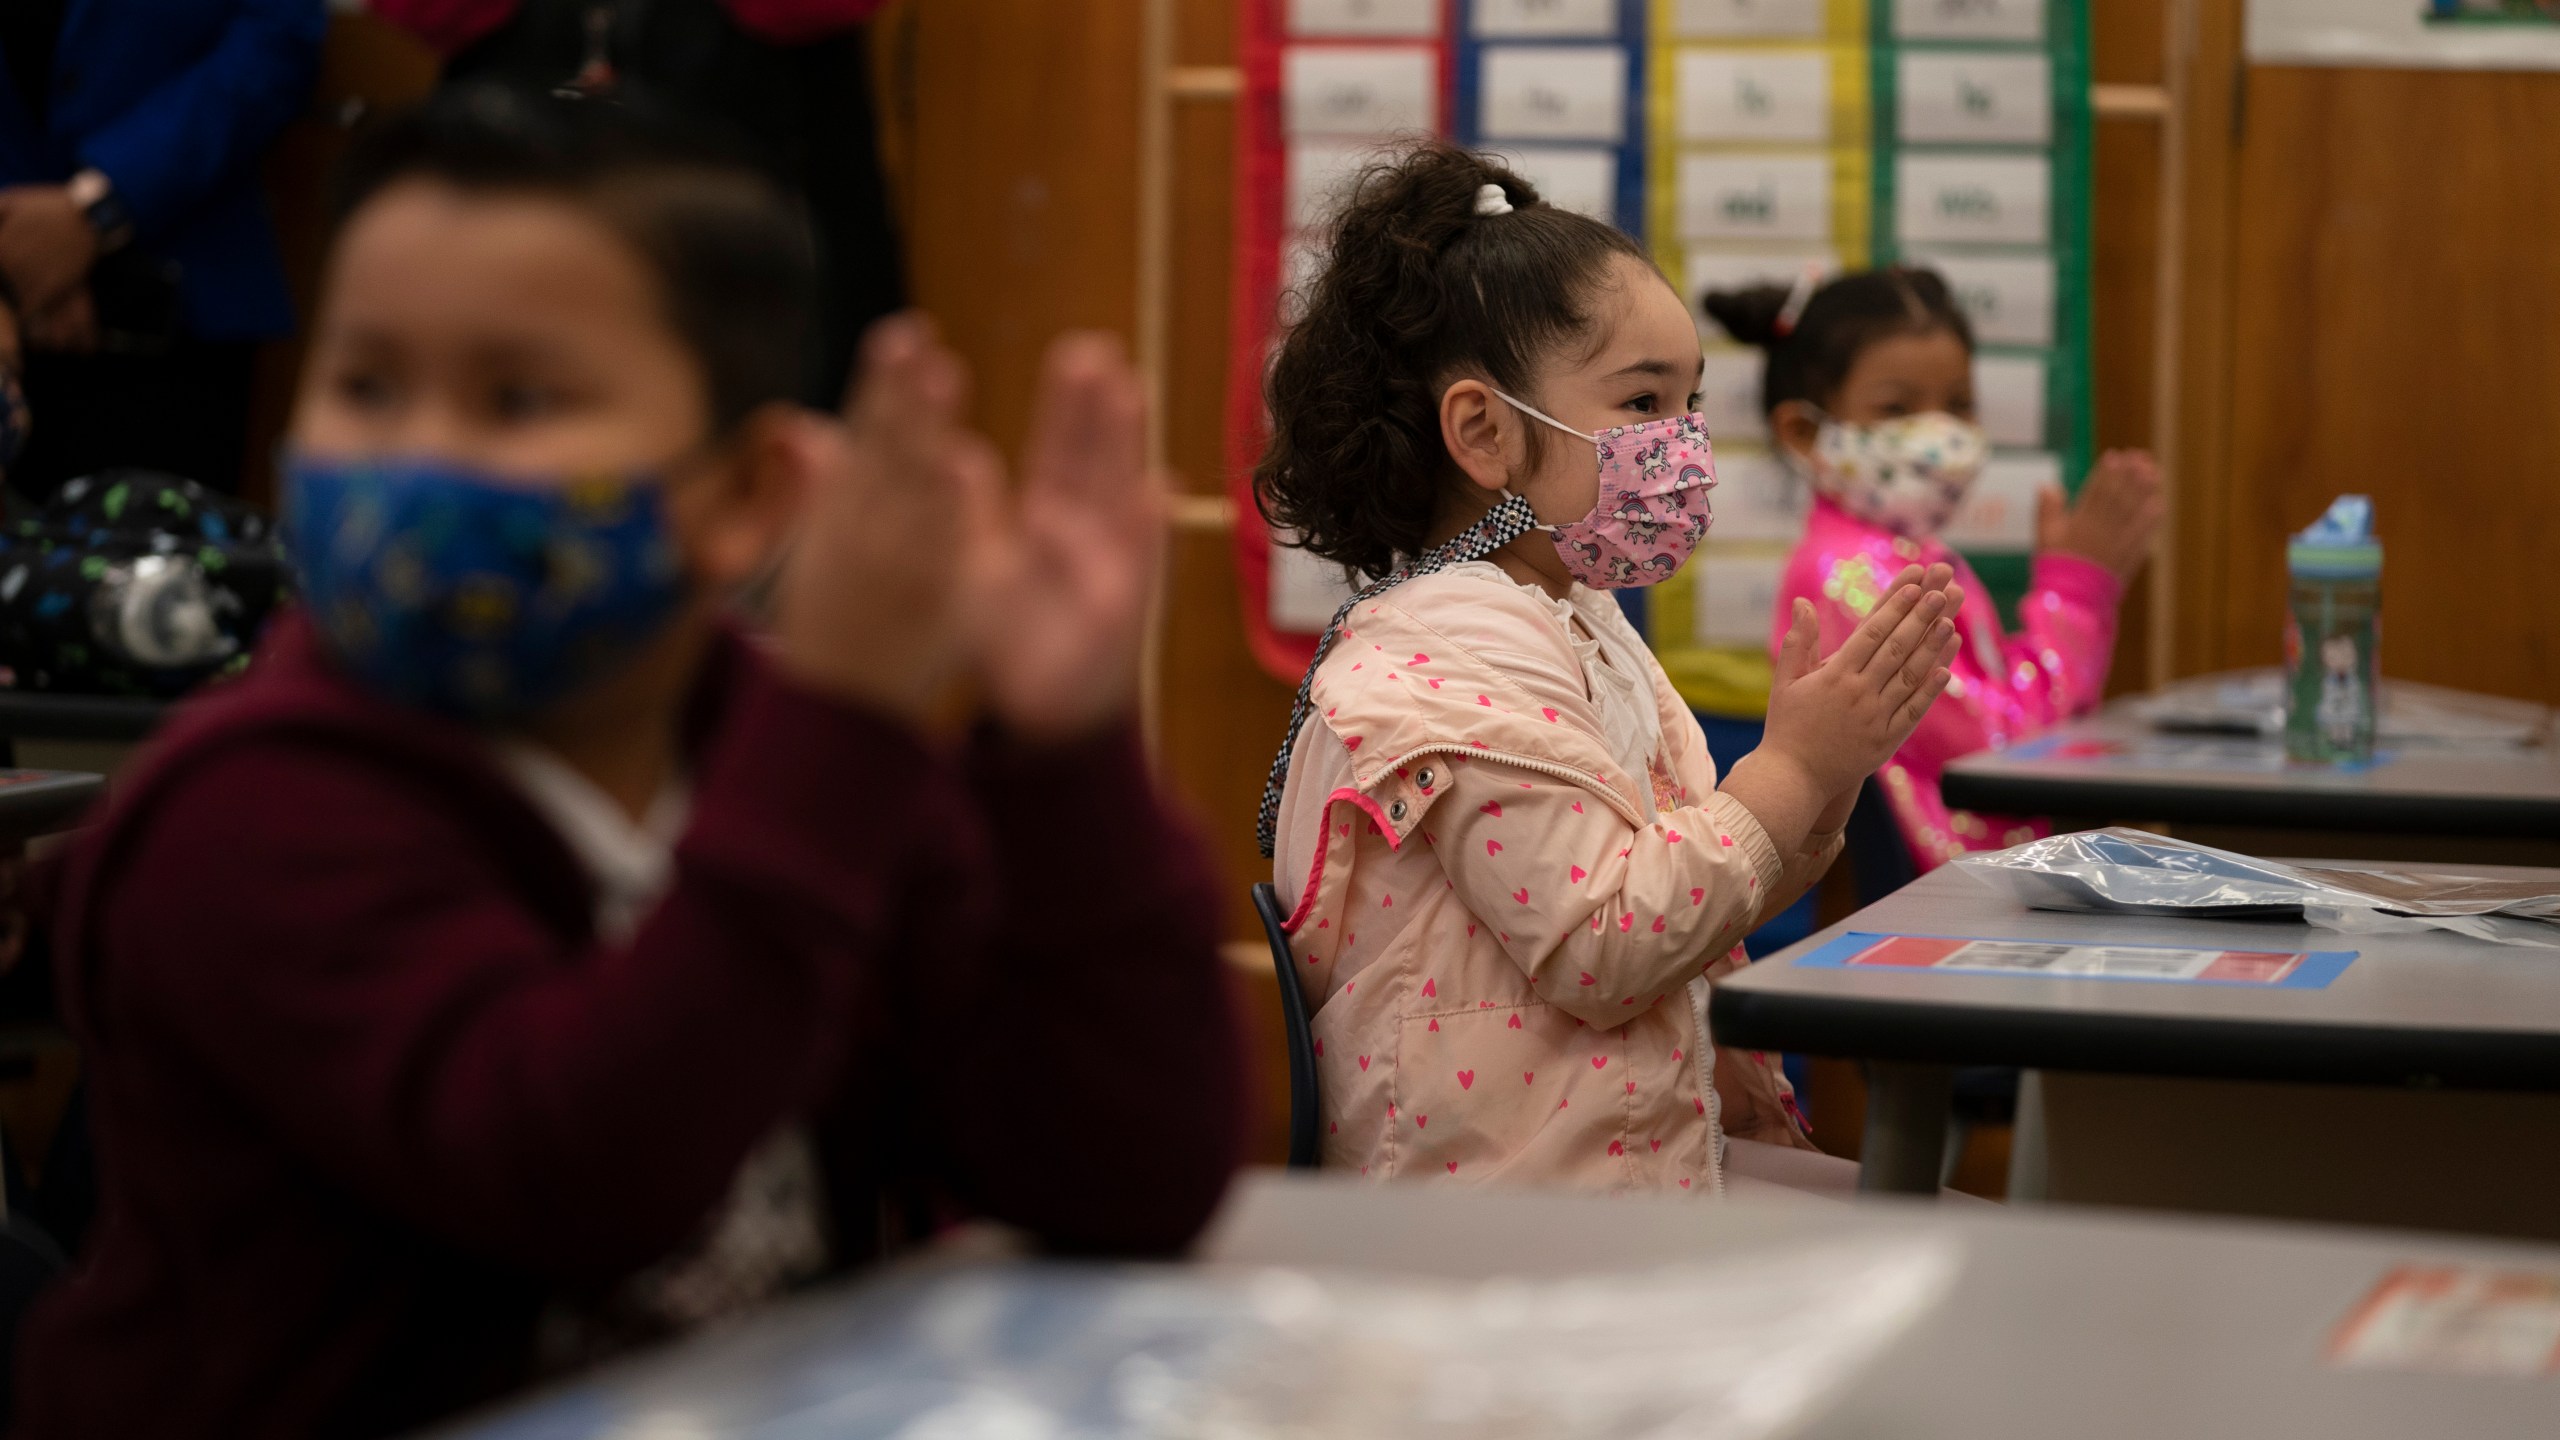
[1765, 563, 1961, 792]
[1722, 565, 1959, 854]
[2038, 449, 2165, 583]
[770, 314, 992, 724]
[958, 332, 1166, 742]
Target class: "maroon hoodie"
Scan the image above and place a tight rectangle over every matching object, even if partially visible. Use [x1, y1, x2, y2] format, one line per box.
[11, 616, 1244, 1438]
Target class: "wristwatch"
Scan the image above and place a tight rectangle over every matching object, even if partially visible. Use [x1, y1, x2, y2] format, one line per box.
[67, 168, 132, 255]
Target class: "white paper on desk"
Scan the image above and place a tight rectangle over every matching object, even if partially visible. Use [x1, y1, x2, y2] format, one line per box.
[1940, 451, 2056, 552]
[1674, 0, 1824, 38]
[1897, 152, 2049, 246]
[1906, 249, 2054, 347]
[1288, 139, 1382, 230]
[1481, 45, 1628, 142]
[1693, 547, 1790, 647]
[1898, 51, 2051, 146]
[1483, 144, 1618, 220]
[1973, 353, 2046, 448]
[1270, 541, 1358, 633]
[1288, 0, 1440, 38]
[1697, 348, 1768, 442]
[1680, 152, 1833, 242]
[1703, 451, 1807, 544]
[1677, 49, 1831, 144]
[1687, 246, 1842, 331]
[1285, 47, 1438, 137]
[1474, 0, 1618, 39]
[1893, 0, 2044, 43]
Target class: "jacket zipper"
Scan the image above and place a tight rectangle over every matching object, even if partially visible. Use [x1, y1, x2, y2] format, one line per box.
[1371, 743, 1647, 829]
[1375, 741, 1721, 1194]
[1687, 976, 1725, 1197]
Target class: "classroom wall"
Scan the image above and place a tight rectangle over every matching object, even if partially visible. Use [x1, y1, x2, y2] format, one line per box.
[2160, 0, 2560, 706]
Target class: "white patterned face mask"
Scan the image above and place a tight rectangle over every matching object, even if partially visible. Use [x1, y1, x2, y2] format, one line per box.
[1793, 410, 1989, 540]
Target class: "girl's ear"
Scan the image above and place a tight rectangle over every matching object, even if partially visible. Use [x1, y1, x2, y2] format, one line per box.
[1770, 399, 1823, 471]
[1439, 377, 1518, 496]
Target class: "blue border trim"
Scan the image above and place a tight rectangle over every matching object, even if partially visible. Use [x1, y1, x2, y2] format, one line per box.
[1452, 0, 1648, 235]
[1791, 931, 2359, 990]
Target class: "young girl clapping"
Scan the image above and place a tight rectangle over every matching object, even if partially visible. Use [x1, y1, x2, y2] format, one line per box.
[1257, 144, 1957, 1193]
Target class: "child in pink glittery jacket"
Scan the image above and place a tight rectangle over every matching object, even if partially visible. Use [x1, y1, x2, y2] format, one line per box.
[1706, 268, 2164, 870]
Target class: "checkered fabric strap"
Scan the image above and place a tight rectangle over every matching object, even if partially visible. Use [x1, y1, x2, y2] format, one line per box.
[1255, 492, 1543, 858]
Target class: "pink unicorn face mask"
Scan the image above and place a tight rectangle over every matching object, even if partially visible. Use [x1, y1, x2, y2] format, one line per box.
[1494, 390, 1717, 590]
[1798, 410, 1989, 539]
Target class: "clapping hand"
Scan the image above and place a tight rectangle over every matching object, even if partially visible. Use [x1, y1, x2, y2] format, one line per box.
[773, 317, 1164, 743]
[957, 333, 1165, 742]
[2038, 449, 2165, 583]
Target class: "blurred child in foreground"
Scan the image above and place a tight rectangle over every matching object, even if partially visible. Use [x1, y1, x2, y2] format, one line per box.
[13, 86, 1242, 1438]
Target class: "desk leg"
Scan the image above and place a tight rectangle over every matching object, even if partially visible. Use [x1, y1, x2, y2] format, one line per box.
[1859, 1062, 1954, 1195]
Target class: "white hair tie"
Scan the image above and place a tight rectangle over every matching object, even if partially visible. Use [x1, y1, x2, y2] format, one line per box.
[1474, 183, 1514, 217]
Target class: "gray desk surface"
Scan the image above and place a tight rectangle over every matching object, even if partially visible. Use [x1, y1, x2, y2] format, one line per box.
[438, 1172, 2560, 1440]
[0, 768, 103, 841]
[1938, 706, 2560, 835]
[1711, 861, 2560, 1091]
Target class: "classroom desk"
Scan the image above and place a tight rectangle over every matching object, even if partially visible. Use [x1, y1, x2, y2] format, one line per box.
[0, 692, 168, 745]
[433, 1172, 2560, 1439]
[1711, 862, 2560, 1236]
[0, 692, 170, 781]
[0, 768, 104, 843]
[1938, 706, 2560, 864]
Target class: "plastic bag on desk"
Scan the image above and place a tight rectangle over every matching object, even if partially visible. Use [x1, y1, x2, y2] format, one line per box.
[1955, 829, 2560, 948]
[476, 1235, 1960, 1440]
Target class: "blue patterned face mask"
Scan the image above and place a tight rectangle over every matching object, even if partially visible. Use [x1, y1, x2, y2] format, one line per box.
[281, 451, 687, 720]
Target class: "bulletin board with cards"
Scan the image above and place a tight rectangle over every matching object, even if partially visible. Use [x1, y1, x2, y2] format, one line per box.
[1225, 0, 1455, 681]
[1220, 0, 2096, 700]
[1642, 0, 2095, 719]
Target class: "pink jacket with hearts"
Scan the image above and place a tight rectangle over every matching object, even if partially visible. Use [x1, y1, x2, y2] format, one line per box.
[1273, 565, 1839, 1194]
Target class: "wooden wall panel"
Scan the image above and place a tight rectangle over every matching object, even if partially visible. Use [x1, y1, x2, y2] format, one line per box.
[2090, 0, 2165, 693]
[906, 0, 1145, 452]
[2213, 67, 2560, 703]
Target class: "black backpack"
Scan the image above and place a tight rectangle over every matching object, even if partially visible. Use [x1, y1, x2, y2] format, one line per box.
[0, 471, 289, 699]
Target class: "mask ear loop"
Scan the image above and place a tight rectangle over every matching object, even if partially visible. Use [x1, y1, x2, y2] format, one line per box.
[1484, 388, 1597, 534]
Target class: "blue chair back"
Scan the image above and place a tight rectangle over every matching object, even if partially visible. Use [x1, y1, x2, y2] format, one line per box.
[1249, 882, 1321, 1168]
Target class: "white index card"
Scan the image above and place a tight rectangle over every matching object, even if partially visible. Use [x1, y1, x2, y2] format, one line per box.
[1898, 51, 2051, 145]
[1481, 45, 1628, 142]
[1973, 352, 2048, 449]
[1679, 152, 1834, 241]
[1702, 450, 1808, 543]
[1288, 139, 1382, 230]
[1893, 0, 2044, 42]
[1694, 549, 1791, 647]
[1696, 348, 1768, 442]
[1285, 48, 1437, 137]
[1905, 250, 2055, 347]
[1288, 0, 1441, 38]
[1941, 451, 2059, 552]
[1270, 541, 1358, 633]
[1676, 49, 1832, 144]
[1673, 0, 1824, 38]
[1896, 152, 2050, 245]
[1475, 0, 1618, 39]
[1484, 145, 1618, 219]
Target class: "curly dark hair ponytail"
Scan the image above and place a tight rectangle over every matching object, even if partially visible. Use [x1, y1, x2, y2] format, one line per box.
[1701, 265, 1973, 419]
[1252, 141, 1650, 580]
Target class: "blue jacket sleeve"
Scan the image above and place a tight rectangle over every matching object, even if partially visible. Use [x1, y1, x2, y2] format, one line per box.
[75, 0, 327, 239]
